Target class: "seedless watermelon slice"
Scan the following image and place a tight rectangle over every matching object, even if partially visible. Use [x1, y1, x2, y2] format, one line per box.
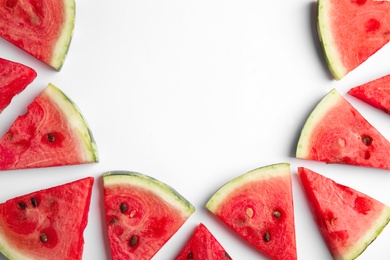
[0, 83, 98, 170]
[298, 167, 390, 260]
[206, 163, 297, 260]
[296, 88, 390, 169]
[0, 177, 94, 260]
[175, 223, 232, 260]
[0, 0, 75, 70]
[103, 171, 195, 260]
[0, 57, 36, 114]
[318, 0, 390, 80]
[348, 74, 390, 114]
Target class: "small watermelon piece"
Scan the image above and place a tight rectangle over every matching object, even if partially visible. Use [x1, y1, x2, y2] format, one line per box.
[317, 0, 390, 80]
[175, 223, 232, 260]
[103, 171, 195, 260]
[298, 167, 390, 259]
[0, 177, 94, 260]
[0, 0, 75, 70]
[0, 57, 36, 114]
[0, 83, 98, 170]
[296, 88, 390, 169]
[205, 163, 297, 260]
[348, 74, 390, 114]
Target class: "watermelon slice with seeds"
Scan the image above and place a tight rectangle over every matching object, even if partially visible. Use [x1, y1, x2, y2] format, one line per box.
[0, 57, 36, 114]
[298, 167, 390, 260]
[0, 177, 94, 260]
[348, 74, 390, 114]
[205, 163, 297, 260]
[0, 83, 98, 170]
[317, 0, 390, 80]
[296, 88, 390, 169]
[103, 171, 195, 260]
[0, 0, 75, 70]
[175, 223, 232, 260]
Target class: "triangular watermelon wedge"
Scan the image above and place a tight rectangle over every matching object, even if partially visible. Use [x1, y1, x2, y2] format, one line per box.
[175, 223, 232, 260]
[0, 0, 75, 70]
[205, 163, 297, 260]
[103, 171, 195, 260]
[0, 83, 99, 170]
[298, 167, 390, 259]
[318, 0, 390, 80]
[348, 74, 390, 114]
[296, 88, 390, 169]
[0, 57, 36, 114]
[0, 177, 94, 260]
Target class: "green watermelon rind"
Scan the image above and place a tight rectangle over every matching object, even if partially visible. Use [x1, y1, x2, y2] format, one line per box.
[317, 0, 347, 80]
[51, 0, 75, 70]
[296, 88, 341, 159]
[206, 163, 290, 213]
[103, 171, 195, 216]
[45, 83, 99, 163]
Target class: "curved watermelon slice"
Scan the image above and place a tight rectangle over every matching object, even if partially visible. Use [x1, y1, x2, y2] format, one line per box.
[0, 0, 75, 70]
[175, 223, 232, 260]
[348, 74, 390, 114]
[205, 163, 297, 260]
[103, 171, 195, 260]
[0, 177, 94, 260]
[0, 57, 36, 114]
[0, 83, 98, 170]
[296, 88, 390, 169]
[318, 0, 390, 80]
[298, 167, 390, 259]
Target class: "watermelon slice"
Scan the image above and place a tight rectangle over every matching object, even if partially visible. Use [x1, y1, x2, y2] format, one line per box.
[103, 171, 195, 260]
[296, 88, 390, 169]
[0, 57, 36, 114]
[0, 0, 75, 70]
[0, 83, 98, 170]
[318, 0, 390, 80]
[175, 223, 232, 260]
[0, 177, 94, 260]
[298, 167, 390, 259]
[348, 74, 390, 114]
[205, 163, 297, 260]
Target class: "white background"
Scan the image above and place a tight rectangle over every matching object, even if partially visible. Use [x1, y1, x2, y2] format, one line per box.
[1, 0, 390, 259]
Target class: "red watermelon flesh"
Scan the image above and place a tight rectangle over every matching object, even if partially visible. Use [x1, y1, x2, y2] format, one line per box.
[296, 88, 390, 169]
[348, 74, 390, 114]
[0, 83, 98, 170]
[0, 57, 36, 114]
[0, 177, 94, 260]
[318, 0, 390, 80]
[103, 171, 195, 260]
[0, 0, 75, 70]
[298, 167, 390, 260]
[175, 223, 232, 260]
[206, 163, 297, 260]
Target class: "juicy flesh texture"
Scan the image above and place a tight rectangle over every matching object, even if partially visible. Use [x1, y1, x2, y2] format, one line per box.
[0, 177, 93, 260]
[0, 57, 36, 113]
[0, 0, 67, 69]
[298, 167, 390, 259]
[321, 0, 390, 79]
[104, 183, 191, 260]
[212, 175, 296, 260]
[0, 86, 91, 170]
[348, 74, 390, 114]
[175, 223, 231, 260]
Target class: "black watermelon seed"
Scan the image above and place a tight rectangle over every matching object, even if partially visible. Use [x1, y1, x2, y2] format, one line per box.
[129, 235, 138, 247]
[187, 252, 194, 259]
[120, 203, 127, 213]
[18, 202, 27, 209]
[263, 232, 271, 242]
[40, 233, 48, 243]
[31, 198, 38, 207]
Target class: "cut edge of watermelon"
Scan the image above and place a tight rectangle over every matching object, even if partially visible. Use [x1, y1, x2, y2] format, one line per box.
[317, 0, 347, 80]
[51, 0, 76, 70]
[45, 83, 99, 163]
[205, 163, 290, 213]
[296, 88, 341, 159]
[103, 171, 195, 217]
